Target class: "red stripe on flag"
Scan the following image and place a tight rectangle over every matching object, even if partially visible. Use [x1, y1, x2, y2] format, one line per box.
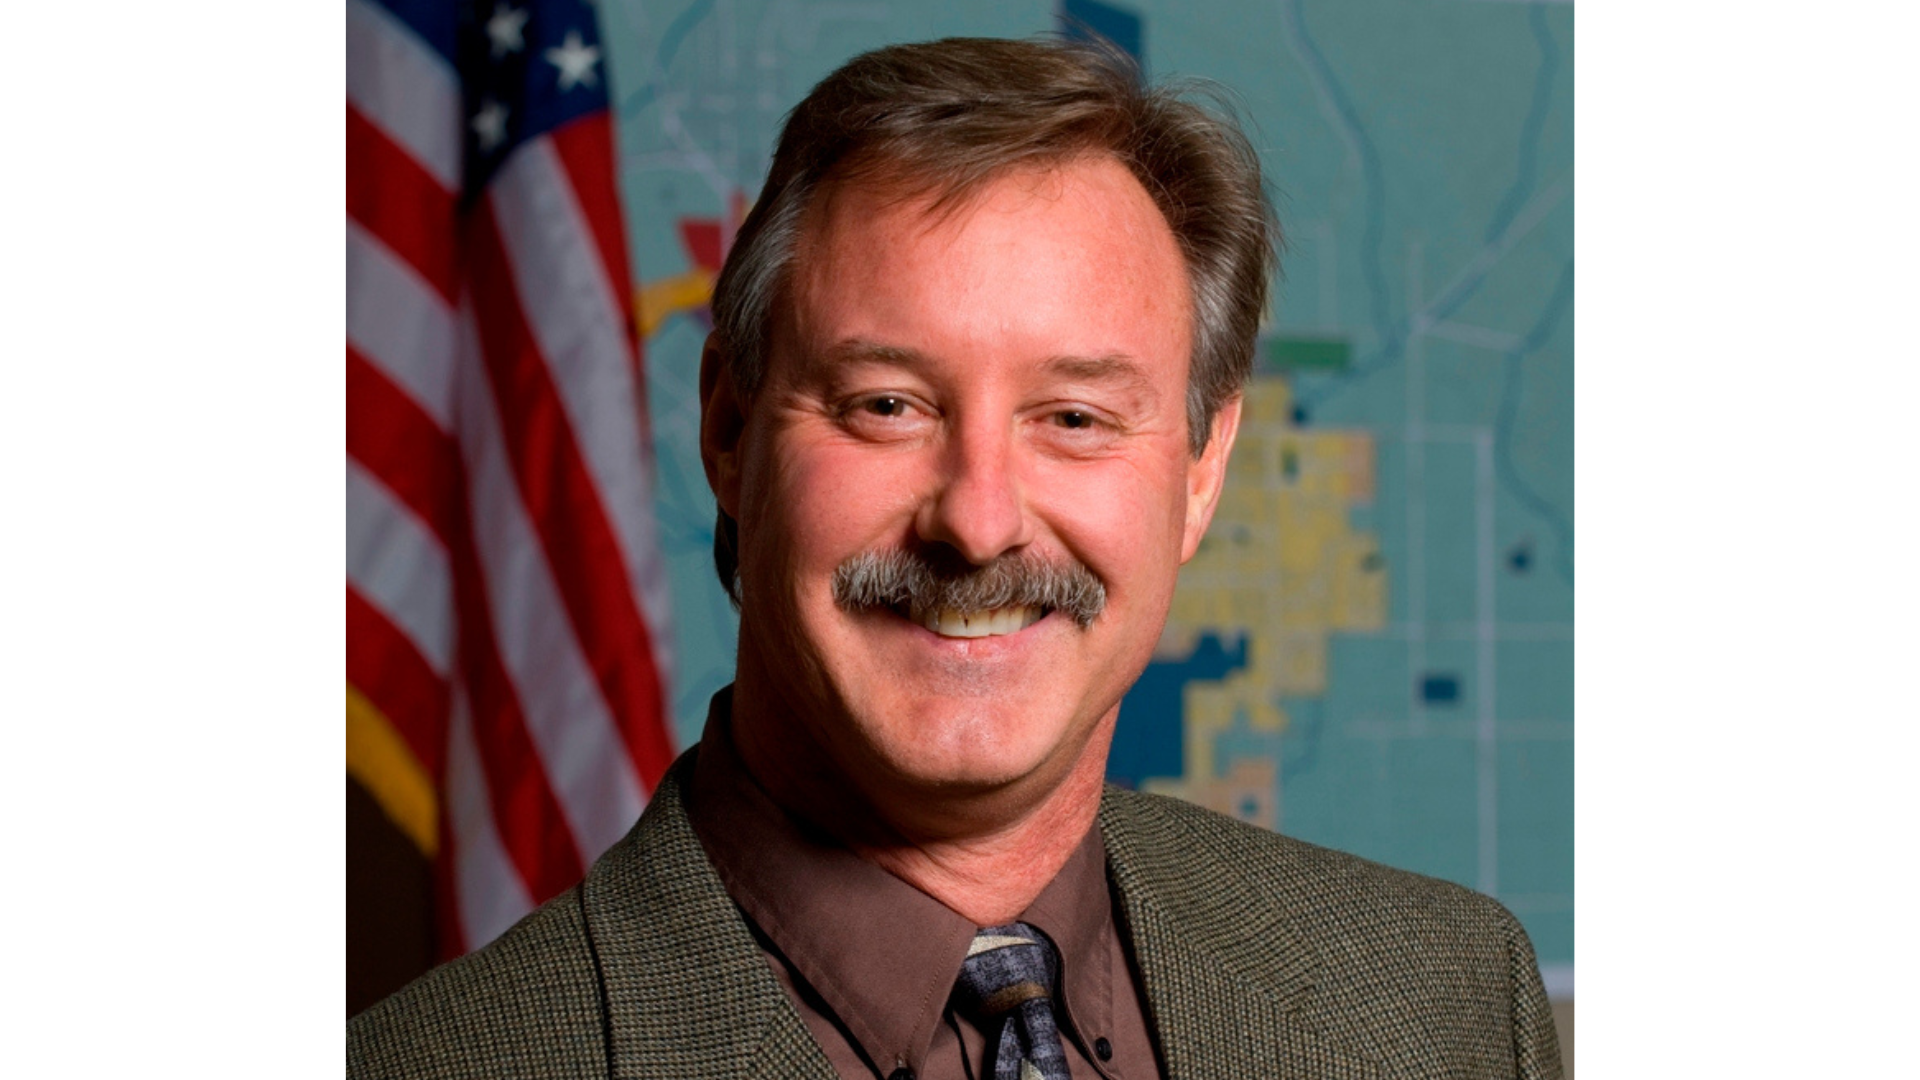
[354, 338, 587, 903]
[347, 344, 458, 548]
[467, 207, 677, 792]
[452, 539, 588, 903]
[443, 483, 590, 903]
[548, 116, 656, 438]
[347, 585, 451, 781]
[348, 103, 461, 305]
[548, 114, 639, 352]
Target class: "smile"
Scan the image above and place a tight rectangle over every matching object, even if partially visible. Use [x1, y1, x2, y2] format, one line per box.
[906, 603, 1047, 639]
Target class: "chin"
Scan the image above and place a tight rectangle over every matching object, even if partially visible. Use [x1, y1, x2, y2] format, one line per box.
[846, 688, 1093, 795]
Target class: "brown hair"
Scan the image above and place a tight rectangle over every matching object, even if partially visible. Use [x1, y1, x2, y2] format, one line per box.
[708, 36, 1279, 599]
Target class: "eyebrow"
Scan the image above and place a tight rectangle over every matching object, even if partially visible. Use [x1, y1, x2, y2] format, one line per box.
[813, 339, 927, 371]
[1039, 353, 1156, 393]
[811, 340, 1157, 394]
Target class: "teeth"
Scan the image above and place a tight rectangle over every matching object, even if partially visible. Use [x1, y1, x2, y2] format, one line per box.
[918, 605, 1045, 638]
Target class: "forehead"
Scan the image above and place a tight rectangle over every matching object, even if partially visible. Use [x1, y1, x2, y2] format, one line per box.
[775, 156, 1192, 383]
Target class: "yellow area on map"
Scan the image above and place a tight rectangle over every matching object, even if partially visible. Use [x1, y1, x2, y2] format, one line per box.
[1145, 375, 1386, 828]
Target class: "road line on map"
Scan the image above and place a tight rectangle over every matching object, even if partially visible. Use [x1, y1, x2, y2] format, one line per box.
[1476, 429, 1499, 897]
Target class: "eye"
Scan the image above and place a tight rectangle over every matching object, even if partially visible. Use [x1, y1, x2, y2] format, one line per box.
[1032, 404, 1120, 456]
[837, 392, 934, 442]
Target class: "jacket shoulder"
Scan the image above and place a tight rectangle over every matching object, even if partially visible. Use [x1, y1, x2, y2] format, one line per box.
[1101, 786, 1562, 1079]
[347, 888, 606, 1080]
[1104, 783, 1520, 943]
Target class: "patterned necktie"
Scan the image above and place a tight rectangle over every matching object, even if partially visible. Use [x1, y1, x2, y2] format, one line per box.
[951, 923, 1071, 1080]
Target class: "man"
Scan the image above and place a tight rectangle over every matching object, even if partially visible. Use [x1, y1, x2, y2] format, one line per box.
[350, 38, 1562, 1080]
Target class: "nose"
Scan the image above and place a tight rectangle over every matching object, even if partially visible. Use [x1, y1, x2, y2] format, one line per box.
[914, 414, 1032, 565]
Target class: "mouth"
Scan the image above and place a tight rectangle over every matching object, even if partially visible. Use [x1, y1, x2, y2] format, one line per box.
[895, 602, 1048, 639]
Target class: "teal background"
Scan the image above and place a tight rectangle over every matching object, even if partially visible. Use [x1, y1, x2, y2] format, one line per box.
[599, 0, 1573, 980]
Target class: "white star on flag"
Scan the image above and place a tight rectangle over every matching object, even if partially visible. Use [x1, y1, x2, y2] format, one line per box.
[544, 30, 600, 91]
[486, 4, 529, 57]
[472, 98, 510, 152]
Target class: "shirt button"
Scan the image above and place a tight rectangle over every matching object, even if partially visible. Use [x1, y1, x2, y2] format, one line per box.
[1094, 1036, 1113, 1062]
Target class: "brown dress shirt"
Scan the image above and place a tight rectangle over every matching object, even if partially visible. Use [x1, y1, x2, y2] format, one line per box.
[684, 693, 1162, 1080]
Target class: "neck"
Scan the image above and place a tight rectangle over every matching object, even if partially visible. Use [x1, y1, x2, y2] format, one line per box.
[726, 687, 1114, 926]
[847, 751, 1107, 925]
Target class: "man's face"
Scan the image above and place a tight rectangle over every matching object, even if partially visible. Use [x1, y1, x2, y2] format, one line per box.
[705, 155, 1239, 809]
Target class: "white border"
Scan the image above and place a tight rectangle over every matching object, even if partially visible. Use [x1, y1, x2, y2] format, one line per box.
[8, 3, 341, 1074]
[1584, 1, 1918, 1073]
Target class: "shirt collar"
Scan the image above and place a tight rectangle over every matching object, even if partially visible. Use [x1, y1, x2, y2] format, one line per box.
[1018, 814, 1116, 1062]
[685, 688, 1116, 1076]
[688, 691, 974, 1075]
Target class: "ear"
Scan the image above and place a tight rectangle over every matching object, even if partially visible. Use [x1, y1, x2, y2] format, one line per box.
[1180, 395, 1242, 563]
[699, 333, 746, 518]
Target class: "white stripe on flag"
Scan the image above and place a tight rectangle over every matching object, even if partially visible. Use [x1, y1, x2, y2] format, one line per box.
[487, 142, 676, 679]
[454, 305, 648, 862]
[445, 681, 537, 949]
[345, 0, 461, 193]
[346, 458, 454, 676]
[347, 219, 457, 432]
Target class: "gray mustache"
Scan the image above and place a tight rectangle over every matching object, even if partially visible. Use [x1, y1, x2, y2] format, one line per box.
[831, 550, 1107, 629]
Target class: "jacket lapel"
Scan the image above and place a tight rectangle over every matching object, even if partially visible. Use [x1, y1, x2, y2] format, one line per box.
[579, 760, 1381, 1079]
[1101, 793, 1380, 1080]
[579, 758, 837, 1080]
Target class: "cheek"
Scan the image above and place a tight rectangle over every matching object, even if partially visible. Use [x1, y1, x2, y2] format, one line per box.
[1032, 453, 1189, 589]
[744, 429, 931, 580]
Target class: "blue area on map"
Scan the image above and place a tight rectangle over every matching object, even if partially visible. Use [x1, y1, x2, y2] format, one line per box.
[1419, 674, 1460, 705]
[1107, 632, 1247, 788]
[1508, 541, 1533, 573]
[1059, 0, 1143, 65]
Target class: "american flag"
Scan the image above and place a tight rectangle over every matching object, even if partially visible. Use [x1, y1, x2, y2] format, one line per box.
[346, 0, 675, 957]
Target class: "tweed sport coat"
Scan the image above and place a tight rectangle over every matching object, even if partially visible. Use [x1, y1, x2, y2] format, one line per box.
[349, 755, 1562, 1080]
